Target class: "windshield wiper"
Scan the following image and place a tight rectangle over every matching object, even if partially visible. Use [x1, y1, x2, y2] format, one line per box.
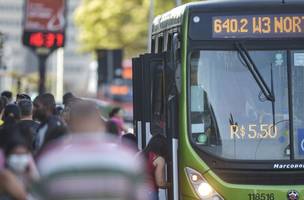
[235, 43, 275, 102]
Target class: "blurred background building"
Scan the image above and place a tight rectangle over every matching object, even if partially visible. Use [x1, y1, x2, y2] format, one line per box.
[0, 0, 95, 98]
[0, 0, 26, 92]
[60, 0, 95, 96]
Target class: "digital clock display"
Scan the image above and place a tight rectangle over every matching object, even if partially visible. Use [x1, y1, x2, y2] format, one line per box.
[212, 14, 304, 38]
[23, 32, 65, 49]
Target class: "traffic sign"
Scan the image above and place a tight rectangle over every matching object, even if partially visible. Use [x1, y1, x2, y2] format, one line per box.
[22, 0, 66, 94]
[22, 0, 66, 54]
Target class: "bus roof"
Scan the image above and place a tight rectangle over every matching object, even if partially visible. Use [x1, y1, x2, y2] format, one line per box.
[152, 0, 304, 35]
[152, 5, 187, 35]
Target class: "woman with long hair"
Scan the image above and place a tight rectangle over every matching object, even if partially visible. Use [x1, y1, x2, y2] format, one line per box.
[108, 107, 127, 135]
[0, 104, 21, 149]
[142, 134, 170, 200]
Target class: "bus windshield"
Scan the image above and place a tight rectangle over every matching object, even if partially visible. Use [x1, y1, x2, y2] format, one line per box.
[190, 50, 304, 160]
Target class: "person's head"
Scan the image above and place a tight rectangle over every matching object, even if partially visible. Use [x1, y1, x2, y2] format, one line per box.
[33, 93, 56, 122]
[2, 104, 21, 124]
[18, 99, 33, 119]
[61, 97, 81, 124]
[0, 96, 8, 107]
[16, 93, 31, 103]
[1, 91, 13, 103]
[5, 135, 31, 174]
[144, 134, 167, 159]
[106, 120, 120, 136]
[63, 92, 76, 106]
[69, 100, 105, 133]
[109, 107, 123, 118]
[121, 133, 138, 150]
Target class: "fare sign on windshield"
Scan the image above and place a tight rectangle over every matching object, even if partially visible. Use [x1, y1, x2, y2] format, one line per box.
[212, 14, 304, 39]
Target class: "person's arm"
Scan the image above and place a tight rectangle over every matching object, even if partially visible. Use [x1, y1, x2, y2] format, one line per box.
[153, 156, 170, 189]
[0, 169, 27, 200]
[26, 155, 40, 181]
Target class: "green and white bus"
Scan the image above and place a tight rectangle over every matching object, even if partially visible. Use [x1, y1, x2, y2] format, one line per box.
[132, 0, 304, 199]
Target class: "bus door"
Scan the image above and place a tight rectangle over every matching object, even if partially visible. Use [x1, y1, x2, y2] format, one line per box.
[146, 51, 178, 200]
[150, 53, 171, 200]
[166, 63, 179, 200]
[132, 53, 166, 149]
[164, 33, 181, 200]
[133, 52, 174, 200]
[132, 56, 144, 150]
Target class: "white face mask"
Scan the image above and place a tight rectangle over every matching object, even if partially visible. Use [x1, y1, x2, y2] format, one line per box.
[7, 154, 31, 173]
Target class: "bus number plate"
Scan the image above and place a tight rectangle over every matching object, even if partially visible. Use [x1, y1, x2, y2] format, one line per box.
[248, 193, 275, 200]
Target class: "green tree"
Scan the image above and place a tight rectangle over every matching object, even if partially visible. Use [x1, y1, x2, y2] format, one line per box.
[74, 0, 195, 58]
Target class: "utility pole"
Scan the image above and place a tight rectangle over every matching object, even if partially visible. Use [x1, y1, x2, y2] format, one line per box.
[147, 0, 154, 53]
[38, 54, 47, 94]
[56, 48, 64, 102]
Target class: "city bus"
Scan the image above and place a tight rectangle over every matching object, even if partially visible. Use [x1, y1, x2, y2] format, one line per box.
[132, 0, 304, 199]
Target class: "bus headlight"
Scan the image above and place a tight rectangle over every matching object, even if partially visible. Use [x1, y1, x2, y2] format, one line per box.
[185, 167, 224, 200]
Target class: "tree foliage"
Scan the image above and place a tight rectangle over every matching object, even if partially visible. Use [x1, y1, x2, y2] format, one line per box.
[74, 0, 195, 58]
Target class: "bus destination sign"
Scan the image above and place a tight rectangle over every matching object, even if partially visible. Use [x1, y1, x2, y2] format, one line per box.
[212, 14, 304, 39]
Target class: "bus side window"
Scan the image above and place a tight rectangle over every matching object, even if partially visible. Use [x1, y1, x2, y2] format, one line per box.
[152, 64, 165, 135]
[151, 38, 156, 53]
[154, 37, 159, 54]
[167, 34, 172, 51]
[158, 37, 164, 53]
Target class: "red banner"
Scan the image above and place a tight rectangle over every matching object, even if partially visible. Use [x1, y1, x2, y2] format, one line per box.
[24, 0, 65, 32]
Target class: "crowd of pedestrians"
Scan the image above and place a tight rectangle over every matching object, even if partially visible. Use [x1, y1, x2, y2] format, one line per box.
[0, 90, 170, 200]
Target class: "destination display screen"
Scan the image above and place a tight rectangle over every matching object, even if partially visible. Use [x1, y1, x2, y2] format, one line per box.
[212, 14, 304, 39]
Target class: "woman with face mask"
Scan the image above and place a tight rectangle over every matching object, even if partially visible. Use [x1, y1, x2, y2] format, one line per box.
[4, 135, 39, 188]
[0, 133, 38, 200]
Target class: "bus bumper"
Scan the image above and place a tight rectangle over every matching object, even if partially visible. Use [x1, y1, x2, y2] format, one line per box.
[181, 195, 198, 200]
